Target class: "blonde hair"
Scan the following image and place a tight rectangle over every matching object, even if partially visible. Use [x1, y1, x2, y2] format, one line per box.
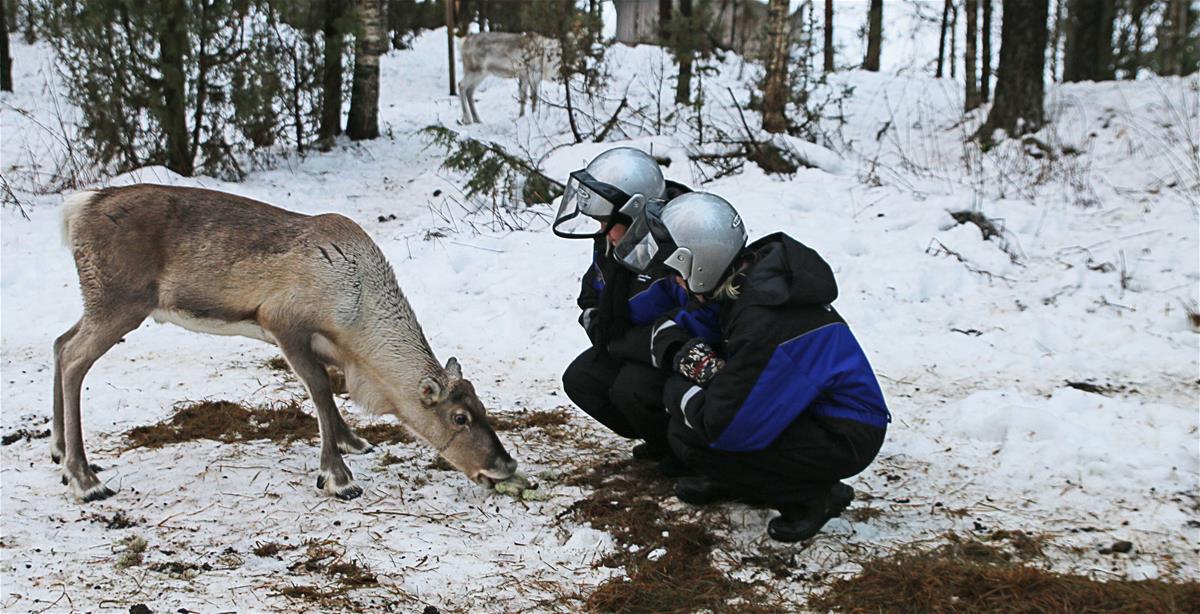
[712, 274, 742, 301]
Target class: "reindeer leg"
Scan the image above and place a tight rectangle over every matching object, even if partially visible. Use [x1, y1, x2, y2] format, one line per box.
[58, 311, 146, 502]
[459, 78, 474, 124]
[277, 335, 363, 500]
[322, 365, 373, 455]
[51, 321, 81, 464]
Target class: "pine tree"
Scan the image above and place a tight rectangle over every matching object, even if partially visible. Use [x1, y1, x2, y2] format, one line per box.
[864, 0, 881, 71]
[675, 0, 694, 104]
[823, 0, 833, 72]
[348, 0, 384, 139]
[978, 0, 1050, 143]
[1063, 0, 1116, 81]
[981, 0, 992, 100]
[966, 0, 980, 110]
[320, 0, 349, 145]
[937, 0, 951, 77]
[1, 0, 12, 92]
[761, 0, 791, 132]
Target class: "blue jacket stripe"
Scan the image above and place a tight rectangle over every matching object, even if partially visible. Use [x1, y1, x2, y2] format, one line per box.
[712, 323, 888, 452]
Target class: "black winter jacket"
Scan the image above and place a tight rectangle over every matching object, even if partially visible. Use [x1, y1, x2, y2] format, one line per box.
[663, 233, 890, 452]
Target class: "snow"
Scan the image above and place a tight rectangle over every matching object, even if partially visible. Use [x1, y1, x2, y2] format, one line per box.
[3, 4, 1199, 612]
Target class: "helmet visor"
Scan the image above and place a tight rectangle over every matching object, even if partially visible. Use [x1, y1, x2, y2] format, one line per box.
[551, 170, 633, 239]
[614, 198, 674, 272]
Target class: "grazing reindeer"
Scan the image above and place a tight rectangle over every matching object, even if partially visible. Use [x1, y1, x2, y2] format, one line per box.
[459, 32, 561, 124]
[54, 184, 517, 502]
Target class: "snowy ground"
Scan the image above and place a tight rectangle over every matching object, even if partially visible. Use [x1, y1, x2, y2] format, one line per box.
[3, 10, 1199, 614]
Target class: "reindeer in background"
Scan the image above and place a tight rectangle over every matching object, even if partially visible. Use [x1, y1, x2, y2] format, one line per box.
[458, 32, 561, 124]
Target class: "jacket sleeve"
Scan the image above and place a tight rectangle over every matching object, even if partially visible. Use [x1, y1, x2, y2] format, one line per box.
[663, 309, 825, 452]
[577, 246, 605, 311]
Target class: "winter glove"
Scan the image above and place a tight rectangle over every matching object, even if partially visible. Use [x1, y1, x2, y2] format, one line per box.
[606, 325, 653, 364]
[579, 307, 599, 344]
[649, 314, 692, 369]
[672, 338, 725, 386]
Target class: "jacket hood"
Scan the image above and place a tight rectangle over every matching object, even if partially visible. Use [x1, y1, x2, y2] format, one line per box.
[733, 233, 838, 307]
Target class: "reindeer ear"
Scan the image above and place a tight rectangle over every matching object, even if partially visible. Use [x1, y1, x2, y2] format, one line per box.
[445, 357, 463, 381]
[418, 376, 445, 406]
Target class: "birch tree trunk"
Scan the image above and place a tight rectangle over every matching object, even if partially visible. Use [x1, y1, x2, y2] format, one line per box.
[348, 0, 384, 139]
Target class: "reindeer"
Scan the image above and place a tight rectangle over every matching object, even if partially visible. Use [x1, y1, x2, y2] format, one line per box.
[459, 32, 561, 125]
[53, 184, 517, 502]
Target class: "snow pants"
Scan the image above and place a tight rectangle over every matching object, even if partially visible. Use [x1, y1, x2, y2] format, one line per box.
[562, 347, 671, 452]
[666, 387, 886, 504]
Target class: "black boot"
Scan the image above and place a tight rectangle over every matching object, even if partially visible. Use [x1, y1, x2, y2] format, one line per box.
[631, 441, 668, 461]
[658, 455, 697, 478]
[674, 475, 748, 505]
[767, 483, 855, 543]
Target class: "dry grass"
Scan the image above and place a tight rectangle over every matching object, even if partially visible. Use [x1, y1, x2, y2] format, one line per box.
[275, 539, 379, 608]
[811, 540, 1200, 613]
[252, 541, 298, 558]
[491, 408, 571, 432]
[563, 459, 783, 613]
[125, 400, 318, 449]
[124, 399, 412, 449]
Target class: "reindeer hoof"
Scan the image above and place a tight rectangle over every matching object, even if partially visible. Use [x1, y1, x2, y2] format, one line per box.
[67, 473, 115, 502]
[51, 452, 62, 464]
[82, 485, 116, 503]
[317, 471, 363, 500]
[334, 484, 364, 501]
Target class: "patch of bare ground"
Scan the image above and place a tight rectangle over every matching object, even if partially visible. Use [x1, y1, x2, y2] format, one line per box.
[811, 536, 1200, 613]
[274, 538, 393, 609]
[560, 459, 785, 613]
[123, 399, 413, 449]
[491, 407, 571, 432]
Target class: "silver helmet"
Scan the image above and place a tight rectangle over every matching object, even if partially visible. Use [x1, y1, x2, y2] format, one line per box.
[552, 147, 667, 239]
[615, 192, 747, 294]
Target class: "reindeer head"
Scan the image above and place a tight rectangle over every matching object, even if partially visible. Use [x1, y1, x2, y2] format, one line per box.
[415, 358, 517, 487]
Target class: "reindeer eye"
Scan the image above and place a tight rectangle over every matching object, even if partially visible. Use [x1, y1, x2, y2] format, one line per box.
[453, 413, 469, 426]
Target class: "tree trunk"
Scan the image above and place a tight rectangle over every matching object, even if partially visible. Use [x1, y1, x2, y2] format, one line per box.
[1063, 0, 1115, 81]
[675, 0, 693, 104]
[761, 0, 791, 132]
[21, 0, 32, 43]
[1157, 0, 1191, 76]
[949, 2, 958, 78]
[937, 0, 951, 77]
[864, 0, 881, 71]
[823, 0, 834, 72]
[158, 0, 192, 176]
[1116, 0, 1149, 78]
[320, 0, 345, 146]
[445, 0, 456, 94]
[1, 0, 12, 92]
[965, 0, 979, 110]
[977, 0, 1049, 143]
[981, 0, 992, 100]
[1049, 0, 1064, 81]
[348, 0, 384, 139]
[658, 0, 671, 41]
